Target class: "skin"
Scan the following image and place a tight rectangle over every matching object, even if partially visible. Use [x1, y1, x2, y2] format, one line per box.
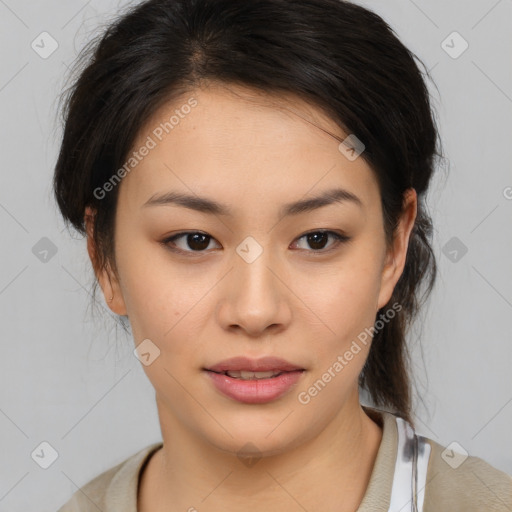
[85, 82, 417, 512]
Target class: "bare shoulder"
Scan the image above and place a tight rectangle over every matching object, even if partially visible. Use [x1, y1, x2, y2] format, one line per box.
[423, 437, 512, 511]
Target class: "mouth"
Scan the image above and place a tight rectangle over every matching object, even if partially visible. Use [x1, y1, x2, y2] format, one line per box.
[203, 356, 305, 404]
[206, 369, 292, 380]
[204, 356, 305, 378]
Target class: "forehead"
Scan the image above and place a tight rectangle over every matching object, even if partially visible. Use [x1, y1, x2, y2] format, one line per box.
[117, 83, 379, 213]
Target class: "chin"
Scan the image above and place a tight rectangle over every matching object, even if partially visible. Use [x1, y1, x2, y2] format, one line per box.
[194, 407, 315, 459]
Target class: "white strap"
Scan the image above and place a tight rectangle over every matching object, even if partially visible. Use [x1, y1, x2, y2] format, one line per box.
[388, 416, 431, 512]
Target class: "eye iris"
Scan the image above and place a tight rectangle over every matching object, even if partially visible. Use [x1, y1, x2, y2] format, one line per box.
[188, 233, 210, 251]
[308, 232, 328, 250]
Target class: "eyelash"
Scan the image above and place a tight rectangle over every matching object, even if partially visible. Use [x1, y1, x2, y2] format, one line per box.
[160, 230, 351, 256]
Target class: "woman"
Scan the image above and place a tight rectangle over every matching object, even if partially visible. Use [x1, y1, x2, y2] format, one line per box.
[53, 0, 512, 510]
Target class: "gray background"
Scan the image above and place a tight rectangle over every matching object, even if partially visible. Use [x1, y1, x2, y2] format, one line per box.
[0, 0, 511, 510]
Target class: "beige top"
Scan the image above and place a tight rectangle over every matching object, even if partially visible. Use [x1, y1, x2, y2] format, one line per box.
[57, 406, 512, 511]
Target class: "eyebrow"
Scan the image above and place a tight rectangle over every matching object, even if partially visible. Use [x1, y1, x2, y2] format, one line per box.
[142, 187, 363, 216]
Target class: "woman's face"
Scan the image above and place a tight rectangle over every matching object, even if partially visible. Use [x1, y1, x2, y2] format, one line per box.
[89, 83, 416, 456]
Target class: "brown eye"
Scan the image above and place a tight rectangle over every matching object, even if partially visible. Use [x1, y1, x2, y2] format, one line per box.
[306, 232, 329, 250]
[292, 230, 350, 252]
[185, 233, 211, 251]
[162, 229, 350, 256]
[162, 232, 220, 253]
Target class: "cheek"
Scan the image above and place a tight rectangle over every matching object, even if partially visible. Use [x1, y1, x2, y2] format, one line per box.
[116, 243, 215, 353]
[321, 254, 382, 324]
[114, 240, 174, 338]
[305, 251, 383, 365]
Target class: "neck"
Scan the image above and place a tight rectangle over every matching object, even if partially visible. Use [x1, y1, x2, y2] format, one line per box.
[139, 395, 383, 512]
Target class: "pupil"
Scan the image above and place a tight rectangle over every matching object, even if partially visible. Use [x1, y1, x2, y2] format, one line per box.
[188, 233, 209, 250]
[308, 232, 327, 250]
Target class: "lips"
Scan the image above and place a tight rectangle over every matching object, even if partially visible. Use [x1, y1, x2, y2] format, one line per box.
[204, 356, 305, 403]
[205, 356, 304, 374]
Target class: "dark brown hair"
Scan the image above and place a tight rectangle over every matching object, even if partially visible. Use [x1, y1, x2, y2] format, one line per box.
[53, 0, 444, 426]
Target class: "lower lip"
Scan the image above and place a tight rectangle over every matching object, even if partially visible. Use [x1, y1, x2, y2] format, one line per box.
[204, 370, 304, 404]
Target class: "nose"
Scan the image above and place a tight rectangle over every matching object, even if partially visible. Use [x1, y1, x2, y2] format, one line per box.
[216, 243, 292, 338]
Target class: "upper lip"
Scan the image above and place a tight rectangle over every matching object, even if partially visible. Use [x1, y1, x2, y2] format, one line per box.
[205, 356, 304, 373]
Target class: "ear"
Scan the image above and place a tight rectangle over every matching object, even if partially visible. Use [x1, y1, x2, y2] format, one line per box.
[84, 206, 127, 316]
[376, 188, 417, 310]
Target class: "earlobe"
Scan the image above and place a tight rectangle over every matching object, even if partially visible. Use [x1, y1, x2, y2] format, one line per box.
[376, 188, 417, 310]
[84, 206, 128, 315]
[100, 267, 128, 316]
